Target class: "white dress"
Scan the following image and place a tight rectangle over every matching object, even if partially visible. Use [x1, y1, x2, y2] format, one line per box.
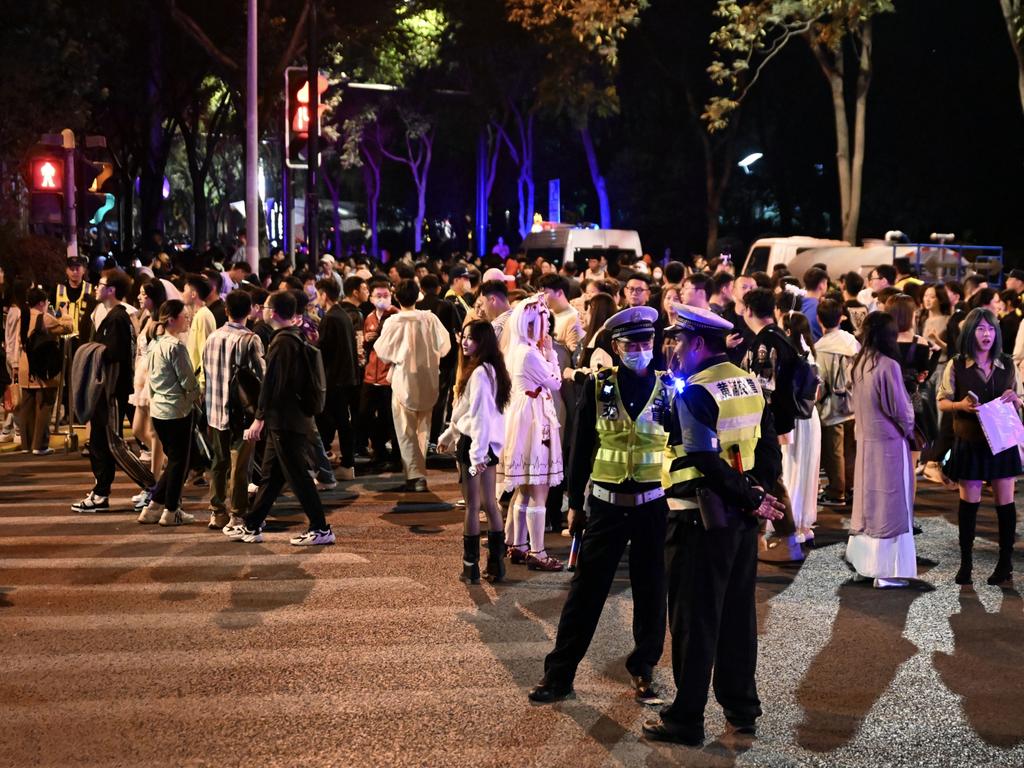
[500, 296, 563, 490]
[781, 348, 822, 534]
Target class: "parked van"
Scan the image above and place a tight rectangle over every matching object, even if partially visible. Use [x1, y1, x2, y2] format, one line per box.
[521, 226, 643, 268]
[740, 236, 849, 276]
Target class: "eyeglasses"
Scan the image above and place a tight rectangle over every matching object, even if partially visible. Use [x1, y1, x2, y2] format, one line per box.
[625, 286, 649, 294]
[98, 282, 108, 288]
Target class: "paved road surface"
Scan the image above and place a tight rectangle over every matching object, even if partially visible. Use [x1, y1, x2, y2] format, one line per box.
[1, 450, 1023, 767]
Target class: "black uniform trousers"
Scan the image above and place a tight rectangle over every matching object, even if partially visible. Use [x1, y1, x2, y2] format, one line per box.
[244, 429, 328, 532]
[543, 493, 668, 686]
[662, 509, 762, 730]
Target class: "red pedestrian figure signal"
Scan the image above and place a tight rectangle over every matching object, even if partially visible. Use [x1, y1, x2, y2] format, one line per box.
[32, 157, 63, 191]
[285, 68, 329, 169]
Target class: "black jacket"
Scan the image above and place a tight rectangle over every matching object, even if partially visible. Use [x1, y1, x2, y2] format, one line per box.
[257, 326, 315, 434]
[745, 325, 801, 435]
[93, 304, 134, 400]
[318, 305, 358, 388]
[418, 293, 459, 368]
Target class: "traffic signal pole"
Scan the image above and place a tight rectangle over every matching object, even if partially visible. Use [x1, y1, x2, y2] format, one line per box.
[62, 129, 77, 258]
[306, 0, 319, 269]
[244, 0, 259, 272]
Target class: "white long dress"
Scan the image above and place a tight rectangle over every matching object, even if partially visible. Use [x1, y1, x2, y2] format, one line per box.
[781, 348, 823, 536]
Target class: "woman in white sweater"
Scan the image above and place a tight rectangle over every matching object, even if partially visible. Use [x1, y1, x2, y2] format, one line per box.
[438, 320, 511, 584]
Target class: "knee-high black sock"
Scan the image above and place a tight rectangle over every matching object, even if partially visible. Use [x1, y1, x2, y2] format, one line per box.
[955, 500, 979, 584]
[988, 503, 1016, 585]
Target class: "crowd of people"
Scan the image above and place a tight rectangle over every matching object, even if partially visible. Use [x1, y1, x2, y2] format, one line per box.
[1, 242, 1022, 745]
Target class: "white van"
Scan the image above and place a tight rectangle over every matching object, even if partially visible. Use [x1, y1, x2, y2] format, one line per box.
[521, 226, 643, 268]
[740, 236, 849, 276]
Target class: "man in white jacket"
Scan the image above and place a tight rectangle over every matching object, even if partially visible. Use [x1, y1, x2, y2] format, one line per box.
[814, 299, 860, 505]
[375, 279, 451, 491]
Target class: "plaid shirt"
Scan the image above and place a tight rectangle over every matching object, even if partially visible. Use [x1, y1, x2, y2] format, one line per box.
[202, 322, 265, 431]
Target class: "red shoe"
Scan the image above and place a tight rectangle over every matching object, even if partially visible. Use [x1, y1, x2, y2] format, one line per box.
[526, 551, 564, 572]
[507, 545, 528, 565]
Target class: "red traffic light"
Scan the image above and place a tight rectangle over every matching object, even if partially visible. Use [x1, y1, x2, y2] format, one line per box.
[31, 156, 64, 192]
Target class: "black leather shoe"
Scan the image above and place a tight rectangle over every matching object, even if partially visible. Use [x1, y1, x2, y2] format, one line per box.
[641, 719, 704, 746]
[725, 719, 757, 736]
[528, 680, 575, 704]
[631, 675, 663, 705]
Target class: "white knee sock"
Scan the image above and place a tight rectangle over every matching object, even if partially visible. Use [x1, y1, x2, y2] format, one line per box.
[526, 505, 547, 556]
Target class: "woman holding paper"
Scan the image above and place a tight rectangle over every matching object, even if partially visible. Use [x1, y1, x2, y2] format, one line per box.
[938, 308, 1023, 586]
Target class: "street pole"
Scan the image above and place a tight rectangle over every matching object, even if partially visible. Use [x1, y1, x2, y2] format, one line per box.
[306, 0, 319, 270]
[281, 129, 291, 264]
[476, 129, 487, 257]
[61, 128, 77, 258]
[245, 0, 259, 272]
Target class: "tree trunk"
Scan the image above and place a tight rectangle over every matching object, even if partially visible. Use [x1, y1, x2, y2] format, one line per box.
[411, 135, 433, 253]
[361, 147, 381, 257]
[1000, 1, 1024, 116]
[812, 42, 852, 242]
[847, 22, 873, 247]
[580, 125, 611, 229]
[323, 171, 343, 258]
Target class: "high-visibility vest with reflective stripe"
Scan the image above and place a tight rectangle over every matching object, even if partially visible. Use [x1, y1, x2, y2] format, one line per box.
[55, 281, 92, 337]
[591, 369, 669, 485]
[661, 361, 764, 489]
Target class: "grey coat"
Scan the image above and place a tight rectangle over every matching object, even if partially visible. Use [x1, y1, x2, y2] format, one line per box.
[849, 354, 916, 538]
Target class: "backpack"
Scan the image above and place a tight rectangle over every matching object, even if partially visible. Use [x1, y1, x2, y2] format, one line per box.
[790, 353, 820, 420]
[293, 334, 327, 417]
[26, 315, 63, 381]
[823, 350, 854, 420]
[227, 335, 262, 432]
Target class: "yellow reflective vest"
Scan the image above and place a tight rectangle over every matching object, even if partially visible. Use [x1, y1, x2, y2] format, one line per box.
[661, 361, 765, 489]
[591, 369, 670, 485]
[55, 281, 93, 337]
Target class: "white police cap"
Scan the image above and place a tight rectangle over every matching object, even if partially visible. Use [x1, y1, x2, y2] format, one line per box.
[666, 303, 733, 336]
[604, 305, 658, 340]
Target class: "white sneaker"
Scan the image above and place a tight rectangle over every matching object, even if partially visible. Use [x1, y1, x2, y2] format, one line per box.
[336, 465, 355, 481]
[72, 493, 109, 513]
[139, 449, 152, 463]
[289, 528, 335, 546]
[240, 527, 264, 543]
[131, 489, 149, 505]
[158, 508, 196, 526]
[247, 483, 258, 495]
[223, 524, 248, 539]
[873, 578, 909, 589]
[138, 501, 163, 524]
[315, 479, 338, 491]
[32, 448, 54, 456]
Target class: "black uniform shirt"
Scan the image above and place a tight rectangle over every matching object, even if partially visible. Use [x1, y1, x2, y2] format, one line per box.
[567, 365, 658, 510]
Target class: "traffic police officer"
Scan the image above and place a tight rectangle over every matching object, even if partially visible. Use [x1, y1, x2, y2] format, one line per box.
[529, 305, 671, 705]
[53, 253, 95, 340]
[643, 305, 784, 746]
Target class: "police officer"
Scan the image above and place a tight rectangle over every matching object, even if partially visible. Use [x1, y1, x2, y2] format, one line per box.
[52, 254, 95, 340]
[529, 306, 670, 705]
[643, 305, 784, 746]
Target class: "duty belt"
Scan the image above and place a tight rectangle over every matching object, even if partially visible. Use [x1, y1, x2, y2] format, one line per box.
[591, 485, 665, 507]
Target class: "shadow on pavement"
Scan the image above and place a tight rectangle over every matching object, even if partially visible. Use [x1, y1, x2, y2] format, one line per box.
[795, 579, 923, 752]
[934, 588, 1024, 748]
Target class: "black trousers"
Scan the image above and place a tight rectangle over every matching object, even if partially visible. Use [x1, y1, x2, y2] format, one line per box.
[430, 365, 456, 444]
[88, 398, 123, 497]
[662, 510, 761, 730]
[359, 383, 398, 463]
[322, 384, 360, 468]
[245, 429, 327, 532]
[543, 494, 668, 686]
[151, 413, 194, 511]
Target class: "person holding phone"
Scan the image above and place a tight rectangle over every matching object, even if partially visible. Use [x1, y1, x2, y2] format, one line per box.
[937, 307, 1023, 586]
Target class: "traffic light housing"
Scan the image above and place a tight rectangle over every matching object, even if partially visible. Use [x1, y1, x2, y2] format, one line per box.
[24, 146, 66, 228]
[76, 154, 114, 225]
[285, 67, 329, 169]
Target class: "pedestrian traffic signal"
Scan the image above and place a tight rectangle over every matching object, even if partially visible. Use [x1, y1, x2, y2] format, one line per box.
[285, 67, 329, 169]
[30, 155, 64, 192]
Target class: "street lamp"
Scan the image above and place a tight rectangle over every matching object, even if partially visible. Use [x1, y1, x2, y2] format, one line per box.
[737, 152, 763, 175]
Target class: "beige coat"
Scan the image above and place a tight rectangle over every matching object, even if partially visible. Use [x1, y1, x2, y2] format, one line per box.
[374, 309, 451, 412]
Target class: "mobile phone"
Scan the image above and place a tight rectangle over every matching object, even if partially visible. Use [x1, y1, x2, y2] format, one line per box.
[966, 390, 979, 403]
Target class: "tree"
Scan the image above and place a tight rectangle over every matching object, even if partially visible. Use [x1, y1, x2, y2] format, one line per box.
[999, 0, 1024, 116]
[339, 107, 383, 256]
[376, 108, 434, 253]
[706, 0, 893, 244]
[507, 0, 646, 229]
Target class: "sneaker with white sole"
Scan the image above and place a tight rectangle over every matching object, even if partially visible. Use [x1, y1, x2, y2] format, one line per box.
[158, 508, 196, 526]
[72, 493, 109, 513]
[132, 489, 153, 511]
[139, 449, 152, 463]
[222, 524, 247, 539]
[0, 432, 13, 443]
[289, 528, 336, 546]
[315, 479, 338, 491]
[240, 526, 264, 543]
[247, 483, 258, 495]
[208, 511, 230, 530]
[138, 501, 163, 524]
[32, 447, 54, 456]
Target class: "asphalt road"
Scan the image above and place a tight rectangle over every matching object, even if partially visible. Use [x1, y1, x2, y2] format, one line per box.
[1, 448, 1023, 767]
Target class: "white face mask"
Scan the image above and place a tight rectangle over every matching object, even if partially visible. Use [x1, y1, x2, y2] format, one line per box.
[372, 296, 391, 311]
[620, 349, 653, 371]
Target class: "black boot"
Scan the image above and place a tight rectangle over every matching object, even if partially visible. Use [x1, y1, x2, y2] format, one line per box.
[955, 500, 979, 585]
[987, 503, 1016, 586]
[484, 531, 506, 583]
[460, 535, 481, 584]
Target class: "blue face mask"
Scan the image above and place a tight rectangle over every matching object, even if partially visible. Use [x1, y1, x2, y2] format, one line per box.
[620, 349, 653, 371]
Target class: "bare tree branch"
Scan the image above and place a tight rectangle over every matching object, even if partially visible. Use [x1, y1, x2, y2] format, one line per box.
[167, 0, 240, 72]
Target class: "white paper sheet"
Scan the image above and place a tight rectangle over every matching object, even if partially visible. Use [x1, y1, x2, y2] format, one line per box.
[975, 398, 1024, 455]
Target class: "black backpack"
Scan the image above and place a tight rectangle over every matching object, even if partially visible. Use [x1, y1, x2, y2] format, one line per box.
[227, 336, 262, 432]
[768, 326, 819, 420]
[26, 315, 63, 381]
